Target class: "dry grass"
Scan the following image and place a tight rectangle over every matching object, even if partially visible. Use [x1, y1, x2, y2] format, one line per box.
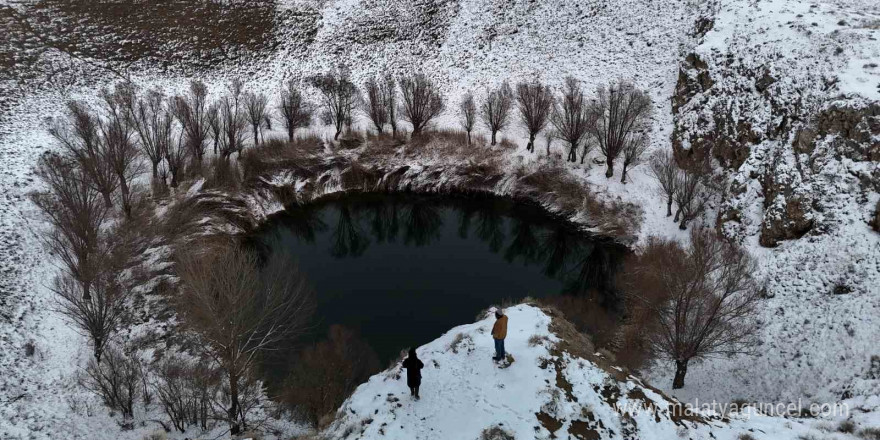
[480, 425, 515, 440]
[839, 420, 857, 434]
[859, 427, 880, 440]
[361, 132, 407, 158]
[448, 333, 474, 354]
[203, 156, 242, 191]
[528, 334, 550, 347]
[537, 294, 621, 351]
[240, 135, 324, 181]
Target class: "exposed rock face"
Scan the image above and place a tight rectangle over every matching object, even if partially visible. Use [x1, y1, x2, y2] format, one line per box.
[674, 54, 879, 247]
[671, 53, 794, 171]
[759, 185, 815, 247]
[813, 102, 880, 162]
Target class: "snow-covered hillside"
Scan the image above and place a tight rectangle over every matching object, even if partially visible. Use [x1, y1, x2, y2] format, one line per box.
[660, 0, 880, 408]
[0, 0, 878, 438]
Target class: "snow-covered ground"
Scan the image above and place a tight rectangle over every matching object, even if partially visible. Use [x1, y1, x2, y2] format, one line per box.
[0, 0, 878, 438]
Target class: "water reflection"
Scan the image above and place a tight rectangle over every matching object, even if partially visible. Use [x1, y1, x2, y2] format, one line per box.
[260, 193, 625, 302]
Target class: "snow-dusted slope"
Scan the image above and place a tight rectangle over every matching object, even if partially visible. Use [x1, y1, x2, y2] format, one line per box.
[321, 304, 842, 440]
[659, 0, 880, 409]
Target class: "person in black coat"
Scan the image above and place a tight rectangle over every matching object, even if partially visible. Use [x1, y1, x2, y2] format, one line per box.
[402, 347, 424, 399]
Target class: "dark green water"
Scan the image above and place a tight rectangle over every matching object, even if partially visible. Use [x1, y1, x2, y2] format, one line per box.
[249, 193, 625, 372]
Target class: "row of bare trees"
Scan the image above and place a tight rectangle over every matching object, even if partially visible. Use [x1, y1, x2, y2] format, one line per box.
[648, 150, 711, 229]
[314, 71, 446, 140]
[457, 78, 653, 183]
[30, 148, 129, 364]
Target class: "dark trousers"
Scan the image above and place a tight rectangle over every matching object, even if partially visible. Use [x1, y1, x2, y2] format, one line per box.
[409, 386, 420, 398]
[494, 338, 505, 359]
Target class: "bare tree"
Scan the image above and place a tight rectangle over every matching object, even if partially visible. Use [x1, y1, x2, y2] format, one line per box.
[550, 78, 593, 163]
[31, 152, 109, 300]
[80, 346, 143, 419]
[516, 81, 554, 153]
[399, 74, 445, 137]
[277, 79, 312, 141]
[100, 87, 142, 218]
[218, 83, 248, 159]
[589, 82, 653, 178]
[244, 91, 270, 147]
[308, 71, 358, 140]
[153, 356, 220, 432]
[166, 129, 189, 188]
[648, 150, 679, 217]
[480, 82, 513, 146]
[176, 242, 315, 435]
[48, 102, 118, 207]
[207, 102, 222, 155]
[381, 74, 398, 137]
[544, 130, 555, 156]
[674, 168, 708, 230]
[362, 78, 389, 134]
[172, 80, 211, 165]
[282, 325, 380, 425]
[619, 229, 760, 389]
[459, 92, 477, 146]
[54, 273, 129, 363]
[124, 88, 174, 180]
[619, 131, 649, 184]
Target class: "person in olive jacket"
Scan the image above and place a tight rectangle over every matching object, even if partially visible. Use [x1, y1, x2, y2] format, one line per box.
[402, 347, 424, 399]
[491, 309, 508, 361]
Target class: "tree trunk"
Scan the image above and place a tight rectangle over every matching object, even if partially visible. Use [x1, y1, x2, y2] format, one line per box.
[467, 131, 471, 146]
[102, 191, 113, 208]
[288, 127, 294, 142]
[94, 336, 103, 363]
[229, 373, 241, 435]
[391, 122, 397, 138]
[673, 206, 681, 222]
[672, 359, 689, 389]
[491, 131, 497, 146]
[119, 178, 132, 219]
[528, 133, 536, 152]
[253, 129, 259, 147]
[334, 128, 341, 140]
[679, 217, 688, 230]
[605, 161, 614, 178]
[666, 197, 673, 217]
[82, 282, 91, 301]
[151, 161, 159, 179]
[374, 122, 383, 134]
[214, 138, 219, 154]
[620, 164, 628, 184]
[170, 173, 179, 189]
[568, 143, 577, 162]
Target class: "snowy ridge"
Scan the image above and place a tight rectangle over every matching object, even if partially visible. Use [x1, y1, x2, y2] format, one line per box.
[321, 304, 822, 440]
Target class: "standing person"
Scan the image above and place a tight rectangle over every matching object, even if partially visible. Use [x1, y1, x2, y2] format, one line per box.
[491, 309, 508, 361]
[402, 348, 424, 399]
